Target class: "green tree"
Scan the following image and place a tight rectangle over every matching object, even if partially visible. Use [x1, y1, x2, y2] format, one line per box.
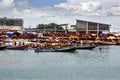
[37, 24, 48, 29]
[37, 23, 64, 30]
[47, 23, 58, 29]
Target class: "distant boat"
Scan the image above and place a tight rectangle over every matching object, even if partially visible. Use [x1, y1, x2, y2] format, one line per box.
[94, 40, 116, 45]
[35, 46, 76, 52]
[0, 45, 7, 50]
[115, 41, 120, 45]
[76, 45, 97, 50]
[7, 45, 29, 50]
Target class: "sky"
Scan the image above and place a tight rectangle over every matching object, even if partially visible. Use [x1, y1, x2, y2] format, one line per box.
[27, 0, 66, 7]
[0, 0, 120, 31]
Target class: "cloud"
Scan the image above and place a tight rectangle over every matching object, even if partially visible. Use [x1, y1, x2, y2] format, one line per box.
[10, 8, 49, 27]
[0, 0, 14, 10]
[54, 0, 120, 17]
[66, 0, 119, 8]
[0, 0, 119, 30]
[108, 6, 120, 16]
[55, 1, 102, 12]
[15, 0, 33, 9]
[0, 0, 49, 27]
[54, 1, 105, 16]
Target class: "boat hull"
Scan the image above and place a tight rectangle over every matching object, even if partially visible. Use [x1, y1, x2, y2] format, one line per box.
[0, 46, 7, 50]
[76, 45, 97, 50]
[35, 46, 76, 52]
[7, 45, 29, 50]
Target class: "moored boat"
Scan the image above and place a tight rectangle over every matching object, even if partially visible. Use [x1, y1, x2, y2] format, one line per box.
[0, 45, 7, 50]
[76, 45, 97, 50]
[94, 40, 116, 45]
[7, 45, 29, 50]
[35, 46, 76, 52]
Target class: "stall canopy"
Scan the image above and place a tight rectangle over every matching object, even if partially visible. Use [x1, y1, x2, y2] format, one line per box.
[6, 32, 14, 36]
[6, 31, 21, 36]
[13, 32, 21, 36]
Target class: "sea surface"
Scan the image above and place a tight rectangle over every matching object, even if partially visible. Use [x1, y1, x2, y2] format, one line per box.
[0, 45, 120, 80]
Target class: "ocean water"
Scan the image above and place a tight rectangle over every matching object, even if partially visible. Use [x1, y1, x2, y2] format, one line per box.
[0, 45, 120, 80]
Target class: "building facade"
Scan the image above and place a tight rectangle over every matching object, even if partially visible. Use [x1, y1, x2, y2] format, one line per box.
[0, 17, 23, 31]
[76, 20, 110, 34]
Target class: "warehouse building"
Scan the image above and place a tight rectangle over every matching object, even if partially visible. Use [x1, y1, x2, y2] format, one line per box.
[76, 20, 111, 34]
[24, 19, 111, 34]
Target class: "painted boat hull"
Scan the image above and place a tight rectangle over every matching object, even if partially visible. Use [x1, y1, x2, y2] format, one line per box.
[0, 46, 7, 50]
[94, 41, 116, 45]
[7, 45, 29, 50]
[76, 45, 97, 50]
[35, 46, 76, 52]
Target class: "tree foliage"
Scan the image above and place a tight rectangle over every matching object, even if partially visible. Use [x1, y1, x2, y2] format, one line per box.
[37, 23, 64, 30]
[37, 24, 47, 29]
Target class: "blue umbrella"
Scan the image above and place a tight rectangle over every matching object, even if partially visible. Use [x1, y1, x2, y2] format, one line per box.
[6, 32, 14, 36]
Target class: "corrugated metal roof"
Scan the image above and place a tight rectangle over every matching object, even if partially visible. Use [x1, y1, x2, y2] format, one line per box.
[76, 19, 111, 26]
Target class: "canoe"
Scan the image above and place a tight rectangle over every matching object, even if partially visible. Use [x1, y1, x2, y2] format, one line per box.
[0, 45, 7, 50]
[7, 45, 29, 50]
[35, 46, 76, 52]
[76, 45, 97, 50]
[94, 41, 116, 45]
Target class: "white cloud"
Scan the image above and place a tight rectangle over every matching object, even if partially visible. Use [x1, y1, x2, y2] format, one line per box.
[54, 1, 104, 16]
[10, 8, 49, 27]
[55, 1, 102, 12]
[66, 0, 119, 8]
[109, 6, 120, 16]
[12, 8, 20, 15]
[0, 0, 119, 31]
[55, 0, 120, 16]
[0, 0, 14, 10]
[15, 0, 33, 9]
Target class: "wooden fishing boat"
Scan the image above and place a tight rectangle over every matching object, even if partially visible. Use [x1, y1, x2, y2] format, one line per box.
[7, 45, 29, 50]
[94, 40, 116, 45]
[115, 41, 120, 45]
[0, 45, 7, 50]
[76, 45, 97, 50]
[35, 46, 76, 52]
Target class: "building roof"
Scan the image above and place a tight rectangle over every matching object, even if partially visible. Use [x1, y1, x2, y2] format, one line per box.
[76, 19, 111, 26]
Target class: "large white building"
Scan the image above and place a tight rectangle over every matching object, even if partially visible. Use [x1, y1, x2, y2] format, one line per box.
[24, 19, 111, 34]
[0, 17, 23, 31]
[76, 20, 111, 34]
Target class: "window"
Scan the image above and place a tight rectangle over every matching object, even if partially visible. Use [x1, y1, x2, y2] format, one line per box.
[88, 22, 97, 30]
[99, 24, 109, 30]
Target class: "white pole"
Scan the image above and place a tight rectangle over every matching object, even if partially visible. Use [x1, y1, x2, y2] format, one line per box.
[97, 23, 99, 34]
[65, 25, 67, 34]
[86, 22, 88, 34]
